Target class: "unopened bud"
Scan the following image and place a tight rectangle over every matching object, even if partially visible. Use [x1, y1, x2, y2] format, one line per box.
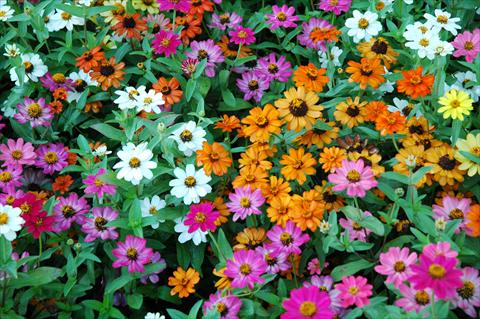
[157, 122, 166, 133]
[66, 239, 74, 246]
[435, 217, 446, 232]
[395, 188, 405, 197]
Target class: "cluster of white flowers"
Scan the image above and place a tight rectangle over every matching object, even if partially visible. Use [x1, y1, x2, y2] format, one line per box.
[345, 10, 382, 43]
[44, 9, 85, 32]
[0, 0, 14, 22]
[113, 142, 157, 185]
[114, 86, 165, 114]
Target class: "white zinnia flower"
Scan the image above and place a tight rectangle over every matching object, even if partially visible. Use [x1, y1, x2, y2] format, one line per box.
[174, 217, 207, 246]
[43, 11, 58, 32]
[424, 9, 461, 35]
[403, 22, 433, 41]
[388, 97, 422, 117]
[0, 5, 14, 21]
[49, 9, 85, 31]
[169, 121, 206, 157]
[113, 142, 157, 185]
[433, 40, 454, 57]
[4, 43, 20, 58]
[92, 145, 112, 157]
[135, 86, 164, 114]
[405, 31, 440, 60]
[67, 70, 98, 102]
[141, 196, 166, 229]
[114, 87, 140, 110]
[169, 164, 211, 205]
[9, 53, 48, 85]
[345, 10, 382, 43]
[144, 313, 165, 319]
[452, 71, 480, 102]
[0, 204, 24, 241]
[318, 46, 343, 68]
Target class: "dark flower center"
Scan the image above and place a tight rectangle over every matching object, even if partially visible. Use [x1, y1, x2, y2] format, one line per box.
[184, 176, 196, 187]
[62, 205, 76, 218]
[409, 125, 424, 135]
[268, 63, 278, 74]
[100, 65, 115, 76]
[289, 98, 308, 117]
[123, 17, 137, 29]
[415, 291, 430, 305]
[457, 281, 475, 299]
[197, 49, 209, 60]
[248, 80, 259, 90]
[227, 41, 239, 51]
[346, 106, 360, 117]
[280, 232, 292, 245]
[94, 216, 107, 231]
[180, 129, 193, 142]
[371, 39, 388, 54]
[126, 247, 138, 260]
[438, 155, 455, 170]
[449, 208, 464, 219]
[393, 261, 406, 272]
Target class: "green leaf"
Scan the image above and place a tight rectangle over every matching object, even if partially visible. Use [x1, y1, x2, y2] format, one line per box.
[157, 206, 185, 221]
[126, 294, 143, 310]
[10, 267, 62, 289]
[359, 216, 385, 236]
[221, 88, 236, 107]
[381, 172, 409, 184]
[459, 150, 480, 164]
[451, 119, 462, 146]
[188, 300, 203, 319]
[331, 259, 374, 281]
[185, 78, 196, 102]
[91, 123, 125, 141]
[105, 275, 133, 294]
[167, 309, 188, 319]
[411, 166, 432, 184]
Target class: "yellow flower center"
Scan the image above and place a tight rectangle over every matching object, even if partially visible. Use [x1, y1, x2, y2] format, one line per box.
[28, 103, 42, 118]
[44, 152, 58, 164]
[61, 205, 75, 218]
[464, 41, 474, 50]
[419, 38, 429, 47]
[349, 286, 359, 295]
[184, 176, 196, 187]
[180, 129, 193, 142]
[61, 12, 72, 21]
[194, 212, 206, 223]
[346, 169, 361, 182]
[239, 263, 251, 275]
[94, 216, 107, 230]
[280, 232, 292, 245]
[237, 30, 247, 39]
[161, 39, 171, 47]
[449, 99, 461, 108]
[126, 247, 138, 260]
[11, 150, 23, 160]
[415, 291, 430, 305]
[216, 302, 227, 315]
[471, 146, 480, 156]
[23, 61, 33, 73]
[352, 221, 362, 230]
[0, 212, 8, 225]
[149, 206, 158, 215]
[240, 197, 251, 208]
[436, 15, 448, 24]
[0, 172, 12, 182]
[358, 18, 369, 29]
[449, 208, 464, 219]
[94, 178, 104, 187]
[428, 263, 446, 279]
[276, 12, 286, 21]
[52, 73, 66, 83]
[306, 68, 318, 79]
[394, 261, 406, 272]
[329, 0, 338, 5]
[255, 115, 268, 127]
[375, 1, 385, 10]
[299, 301, 317, 316]
[409, 75, 422, 85]
[419, 26, 429, 33]
[129, 157, 141, 168]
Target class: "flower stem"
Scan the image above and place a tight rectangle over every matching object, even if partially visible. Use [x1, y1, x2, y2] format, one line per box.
[208, 232, 226, 262]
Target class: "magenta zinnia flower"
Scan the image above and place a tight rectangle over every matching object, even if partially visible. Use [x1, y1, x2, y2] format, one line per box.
[185, 40, 225, 77]
[53, 192, 90, 232]
[23, 210, 55, 239]
[298, 18, 334, 51]
[157, 0, 190, 13]
[266, 220, 310, 255]
[226, 186, 265, 221]
[452, 29, 480, 63]
[184, 201, 219, 233]
[203, 291, 242, 319]
[229, 26, 256, 45]
[265, 5, 298, 30]
[395, 284, 432, 314]
[255, 244, 290, 274]
[336, 275, 373, 308]
[453, 267, 480, 318]
[375, 247, 418, 289]
[0, 138, 36, 169]
[181, 58, 199, 78]
[236, 71, 270, 102]
[281, 286, 333, 319]
[0, 166, 23, 193]
[35, 143, 69, 175]
[318, 0, 352, 16]
[83, 168, 116, 199]
[209, 12, 242, 31]
[433, 195, 471, 234]
[40, 72, 73, 92]
[0, 189, 25, 206]
[14, 97, 53, 128]
[112, 235, 154, 273]
[152, 30, 182, 57]
[328, 159, 377, 198]
[12, 192, 42, 215]
[224, 249, 267, 289]
[81, 206, 119, 242]
[423, 241, 458, 260]
[409, 254, 463, 300]
[257, 53, 292, 83]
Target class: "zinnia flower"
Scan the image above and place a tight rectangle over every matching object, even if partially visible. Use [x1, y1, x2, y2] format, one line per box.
[185, 40, 224, 77]
[229, 26, 255, 45]
[280, 147, 317, 185]
[455, 133, 480, 176]
[336, 275, 373, 308]
[81, 206, 119, 242]
[236, 71, 270, 102]
[345, 57, 385, 89]
[113, 142, 157, 185]
[0, 204, 24, 241]
[396, 66, 435, 100]
[375, 247, 418, 288]
[281, 286, 333, 319]
[265, 5, 298, 30]
[83, 168, 117, 199]
[53, 192, 90, 232]
[293, 63, 329, 93]
[328, 159, 378, 198]
[203, 291, 242, 319]
[168, 267, 200, 298]
[14, 97, 53, 128]
[184, 202, 219, 233]
[438, 89, 474, 121]
[195, 141, 232, 176]
[152, 30, 181, 57]
[257, 53, 292, 83]
[452, 29, 480, 63]
[453, 267, 480, 318]
[318, 0, 352, 15]
[34, 143, 69, 175]
[226, 186, 265, 221]
[224, 249, 267, 289]
[157, 0, 190, 13]
[23, 210, 55, 239]
[169, 164, 212, 205]
[266, 220, 310, 256]
[112, 235, 154, 273]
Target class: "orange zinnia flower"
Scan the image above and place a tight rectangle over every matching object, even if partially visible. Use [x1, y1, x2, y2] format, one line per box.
[238, 147, 272, 171]
[189, 0, 214, 16]
[396, 66, 435, 100]
[111, 13, 148, 40]
[168, 267, 200, 298]
[52, 175, 74, 194]
[364, 101, 388, 122]
[218, 35, 251, 58]
[267, 195, 294, 227]
[76, 46, 105, 73]
[196, 141, 232, 176]
[241, 104, 282, 143]
[293, 63, 330, 93]
[345, 57, 385, 90]
[280, 148, 317, 185]
[152, 77, 183, 109]
[262, 175, 291, 203]
[232, 166, 269, 190]
[290, 190, 324, 232]
[48, 101, 63, 114]
[309, 26, 341, 43]
[213, 197, 231, 226]
[319, 146, 347, 173]
[375, 111, 407, 136]
[90, 57, 125, 91]
[467, 204, 480, 237]
[175, 14, 202, 45]
[295, 121, 339, 149]
[215, 114, 241, 132]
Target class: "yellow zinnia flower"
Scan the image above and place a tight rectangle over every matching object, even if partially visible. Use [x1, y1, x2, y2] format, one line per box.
[455, 133, 480, 176]
[438, 89, 473, 121]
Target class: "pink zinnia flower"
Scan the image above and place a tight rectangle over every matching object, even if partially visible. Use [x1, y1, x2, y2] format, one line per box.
[375, 247, 418, 288]
[226, 186, 265, 221]
[185, 40, 224, 77]
[265, 5, 298, 30]
[318, 0, 352, 16]
[14, 97, 53, 128]
[224, 249, 267, 289]
[257, 53, 292, 83]
[236, 71, 270, 102]
[23, 210, 55, 239]
[229, 26, 256, 45]
[409, 254, 463, 299]
[40, 72, 73, 92]
[209, 12, 242, 31]
[181, 58, 199, 78]
[0, 166, 23, 193]
[152, 30, 182, 57]
[453, 267, 480, 318]
[307, 258, 323, 275]
[395, 284, 432, 314]
[0, 189, 25, 206]
[53, 192, 90, 232]
[83, 168, 116, 199]
[184, 202, 219, 233]
[266, 220, 310, 255]
[81, 206, 119, 242]
[203, 291, 242, 319]
[0, 138, 36, 169]
[433, 195, 471, 234]
[157, 0, 190, 13]
[281, 286, 334, 319]
[423, 241, 458, 260]
[255, 244, 290, 274]
[336, 275, 373, 308]
[452, 29, 480, 63]
[298, 18, 334, 51]
[328, 159, 377, 198]
[339, 210, 372, 242]
[112, 235, 154, 273]
[34, 143, 69, 175]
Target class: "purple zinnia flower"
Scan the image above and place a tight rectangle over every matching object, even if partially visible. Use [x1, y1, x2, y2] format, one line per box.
[209, 12, 242, 31]
[14, 97, 53, 128]
[203, 291, 242, 319]
[339, 211, 372, 242]
[140, 252, 166, 284]
[0, 166, 23, 193]
[257, 53, 292, 83]
[81, 206, 119, 242]
[0, 189, 25, 206]
[256, 244, 290, 274]
[318, 0, 352, 16]
[34, 143, 68, 175]
[298, 18, 334, 51]
[83, 168, 116, 199]
[53, 192, 90, 232]
[236, 71, 270, 102]
[304, 275, 343, 314]
[224, 249, 267, 289]
[185, 40, 225, 77]
[265, 5, 298, 30]
[40, 72, 73, 92]
[0, 138, 36, 169]
[112, 235, 154, 273]
[266, 220, 310, 256]
[226, 186, 265, 221]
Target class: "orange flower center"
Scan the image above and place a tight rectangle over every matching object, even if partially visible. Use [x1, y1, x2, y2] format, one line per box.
[346, 169, 361, 182]
[209, 152, 220, 161]
[428, 263, 446, 279]
[329, 0, 338, 4]
[449, 208, 464, 219]
[352, 222, 362, 230]
[149, 206, 158, 215]
[464, 41, 474, 50]
[394, 261, 406, 272]
[306, 68, 318, 79]
[239, 263, 251, 275]
[471, 146, 480, 155]
[419, 38, 429, 47]
[216, 302, 227, 315]
[23, 61, 34, 73]
[409, 75, 422, 85]
[255, 115, 268, 127]
[184, 176, 196, 187]
[436, 15, 448, 24]
[375, 1, 385, 10]
[195, 212, 206, 223]
[358, 18, 369, 29]
[28, 103, 42, 118]
[299, 301, 316, 316]
[0, 172, 12, 182]
[61, 12, 72, 21]
[44, 152, 58, 164]
[94, 178, 104, 187]
[129, 157, 141, 168]
[220, 15, 230, 24]
[0, 213, 8, 225]
[415, 291, 430, 305]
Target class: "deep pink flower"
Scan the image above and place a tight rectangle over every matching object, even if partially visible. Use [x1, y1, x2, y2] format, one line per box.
[34, 143, 69, 175]
[40, 72, 73, 92]
[0, 138, 36, 169]
[375, 247, 418, 288]
[452, 29, 480, 63]
[152, 30, 182, 57]
[433, 195, 471, 234]
[409, 254, 463, 300]
[395, 284, 432, 314]
[224, 249, 267, 289]
[184, 202, 219, 233]
[12, 192, 42, 215]
[257, 53, 292, 83]
[203, 291, 242, 319]
[226, 186, 265, 221]
[23, 210, 55, 239]
[181, 58, 199, 78]
[0, 166, 23, 193]
[298, 18, 334, 51]
[318, 0, 352, 15]
[14, 97, 53, 128]
[423, 241, 458, 260]
[209, 12, 242, 31]
[281, 286, 334, 319]
[185, 40, 224, 77]
[83, 168, 116, 199]
[336, 275, 373, 308]
[229, 26, 256, 45]
[112, 235, 154, 273]
[453, 267, 480, 318]
[236, 71, 270, 102]
[265, 5, 298, 30]
[81, 206, 119, 242]
[328, 159, 377, 198]
[266, 220, 310, 255]
[339, 210, 372, 242]
[53, 193, 90, 232]
[157, 0, 190, 13]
